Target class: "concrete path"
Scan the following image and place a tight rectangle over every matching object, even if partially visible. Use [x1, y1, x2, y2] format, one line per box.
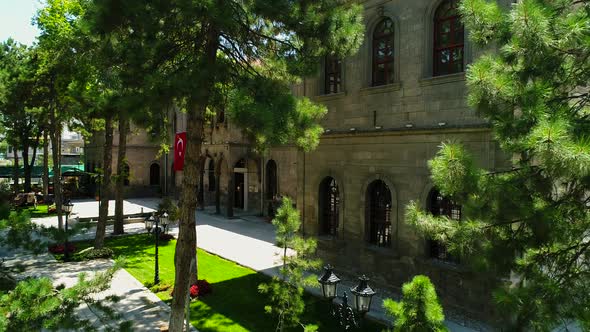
[0, 246, 176, 331]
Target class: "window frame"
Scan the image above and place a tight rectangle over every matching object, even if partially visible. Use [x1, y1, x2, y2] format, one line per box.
[367, 180, 392, 247]
[427, 188, 461, 262]
[324, 56, 342, 94]
[433, 0, 465, 77]
[372, 18, 395, 86]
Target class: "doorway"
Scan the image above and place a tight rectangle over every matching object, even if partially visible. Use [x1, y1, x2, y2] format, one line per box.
[233, 159, 247, 211]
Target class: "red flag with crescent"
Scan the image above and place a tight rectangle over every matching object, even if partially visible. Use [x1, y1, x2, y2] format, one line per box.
[174, 132, 186, 171]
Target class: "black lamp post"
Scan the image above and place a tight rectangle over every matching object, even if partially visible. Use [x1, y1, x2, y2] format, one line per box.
[318, 266, 377, 330]
[350, 275, 376, 315]
[145, 213, 160, 285]
[318, 264, 341, 299]
[62, 200, 74, 261]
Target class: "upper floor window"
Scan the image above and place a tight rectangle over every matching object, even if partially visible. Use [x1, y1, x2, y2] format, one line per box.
[372, 18, 395, 86]
[325, 56, 342, 94]
[433, 0, 464, 76]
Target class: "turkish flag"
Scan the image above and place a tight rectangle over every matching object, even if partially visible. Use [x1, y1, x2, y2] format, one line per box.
[174, 132, 186, 171]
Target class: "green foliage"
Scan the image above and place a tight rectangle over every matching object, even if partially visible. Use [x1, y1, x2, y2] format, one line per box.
[383, 275, 447, 332]
[407, 0, 590, 329]
[259, 197, 321, 332]
[157, 197, 179, 222]
[0, 262, 125, 332]
[77, 247, 115, 260]
[228, 78, 327, 152]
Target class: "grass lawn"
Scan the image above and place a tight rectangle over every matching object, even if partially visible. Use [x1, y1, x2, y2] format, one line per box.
[70, 234, 386, 332]
[15, 204, 56, 217]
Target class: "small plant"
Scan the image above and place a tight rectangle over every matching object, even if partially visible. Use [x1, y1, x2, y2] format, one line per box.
[158, 233, 174, 242]
[157, 197, 179, 222]
[170, 279, 212, 300]
[258, 197, 321, 332]
[78, 247, 114, 260]
[48, 243, 76, 255]
[383, 275, 448, 332]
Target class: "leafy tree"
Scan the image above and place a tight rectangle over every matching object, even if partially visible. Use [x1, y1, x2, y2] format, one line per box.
[406, 0, 590, 329]
[86, 1, 365, 330]
[258, 197, 321, 332]
[0, 40, 42, 193]
[383, 275, 447, 332]
[34, 0, 88, 230]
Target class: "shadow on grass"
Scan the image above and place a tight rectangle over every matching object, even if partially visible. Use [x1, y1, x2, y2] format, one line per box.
[191, 274, 385, 332]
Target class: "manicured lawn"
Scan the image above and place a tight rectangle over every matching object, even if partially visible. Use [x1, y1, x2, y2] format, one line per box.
[72, 234, 386, 332]
[15, 204, 56, 217]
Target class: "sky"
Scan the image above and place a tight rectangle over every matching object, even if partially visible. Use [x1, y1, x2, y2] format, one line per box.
[0, 0, 42, 46]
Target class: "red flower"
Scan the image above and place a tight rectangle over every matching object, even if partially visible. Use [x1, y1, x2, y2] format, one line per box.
[190, 284, 199, 298]
[48, 243, 76, 254]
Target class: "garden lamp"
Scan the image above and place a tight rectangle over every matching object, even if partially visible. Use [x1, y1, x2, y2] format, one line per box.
[350, 275, 376, 314]
[145, 214, 155, 233]
[318, 265, 341, 299]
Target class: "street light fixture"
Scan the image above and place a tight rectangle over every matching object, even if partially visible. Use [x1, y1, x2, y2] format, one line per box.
[318, 266, 377, 330]
[318, 264, 341, 299]
[62, 200, 74, 261]
[350, 275, 376, 315]
[144, 213, 160, 284]
[160, 212, 169, 234]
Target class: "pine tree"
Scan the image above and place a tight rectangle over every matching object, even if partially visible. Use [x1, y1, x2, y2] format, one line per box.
[383, 275, 447, 332]
[406, 0, 590, 329]
[258, 197, 321, 332]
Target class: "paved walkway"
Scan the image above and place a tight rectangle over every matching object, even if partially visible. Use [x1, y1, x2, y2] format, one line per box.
[0, 246, 175, 331]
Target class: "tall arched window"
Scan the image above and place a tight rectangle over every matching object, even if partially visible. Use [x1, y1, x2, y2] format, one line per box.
[150, 163, 160, 186]
[319, 177, 340, 236]
[366, 180, 392, 247]
[325, 56, 342, 94]
[266, 160, 278, 200]
[208, 159, 215, 192]
[433, 0, 464, 76]
[428, 188, 461, 262]
[372, 18, 395, 86]
[123, 163, 130, 186]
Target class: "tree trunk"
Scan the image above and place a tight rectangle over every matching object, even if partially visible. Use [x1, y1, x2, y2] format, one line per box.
[114, 113, 128, 235]
[168, 27, 219, 332]
[49, 108, 63, 230]
[95, 114, 114, 249]
[12, 145, 19, 195]
[43, 130, 49, 200]
[215, 160, 221, 214]
[22, 141, 31, 192]
[29, 133, 40, 190]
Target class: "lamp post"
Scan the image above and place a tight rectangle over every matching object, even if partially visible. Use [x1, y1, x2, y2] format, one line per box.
[318, 264, 341, 299]
[350, 275, 376, 315]
[144, 213, 160, 285]
[62, 200, 74, 261]
[318, 266, 377, 330]
[160, 212, 169, 234]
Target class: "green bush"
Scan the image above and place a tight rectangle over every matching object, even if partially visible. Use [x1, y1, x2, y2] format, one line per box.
[78, 247, 114, 260]
[383, 275, 448, 332]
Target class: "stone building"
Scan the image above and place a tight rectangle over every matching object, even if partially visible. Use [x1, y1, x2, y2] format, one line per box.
[86, 0, 513, 324]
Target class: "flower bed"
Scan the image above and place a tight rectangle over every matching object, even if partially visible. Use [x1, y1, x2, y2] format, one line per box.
[48, 243, 76, 254]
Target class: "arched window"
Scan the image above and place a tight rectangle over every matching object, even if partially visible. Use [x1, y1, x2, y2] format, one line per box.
[433, 0, 464, 76]
[208, 159, 215, 192]
[372, 18, 395, 86]
[150, 163, 160, 186]
[319, 177, 339, 236]
[123, 163, 130, 186]
[325, 56, 342, 94]
[266, 160, 278, 199]
[366, 180, 392, 247]
[428, 188, 461, 261]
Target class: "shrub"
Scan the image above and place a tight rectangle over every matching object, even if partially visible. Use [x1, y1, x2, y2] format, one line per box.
[150, 283, 172, 293]
[78, 247, 114, 260]
[383, 275, 448, 332]
[170, 279, 212, 299]
[48, 243, 76, 254]
[159, 233, 174, 242]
